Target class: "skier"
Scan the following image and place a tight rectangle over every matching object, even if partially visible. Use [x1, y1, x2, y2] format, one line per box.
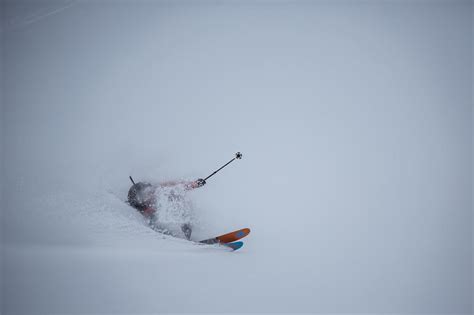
[127, 152, 242, 240]
[127, 178, 206, 239]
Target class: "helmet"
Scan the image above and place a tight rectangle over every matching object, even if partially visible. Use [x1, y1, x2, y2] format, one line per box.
[127, 182, 156, 211]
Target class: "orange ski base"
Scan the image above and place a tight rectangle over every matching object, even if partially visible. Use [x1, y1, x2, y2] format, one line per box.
[216, 228, 251, 243]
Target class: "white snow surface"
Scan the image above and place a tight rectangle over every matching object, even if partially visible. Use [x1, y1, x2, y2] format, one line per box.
[1, 1, 472, 314]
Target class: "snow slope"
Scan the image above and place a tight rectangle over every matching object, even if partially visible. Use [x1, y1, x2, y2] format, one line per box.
[2, 1, 472, 313]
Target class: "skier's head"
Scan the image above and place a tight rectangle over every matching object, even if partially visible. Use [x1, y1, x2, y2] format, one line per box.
[128, 182, 156, 211]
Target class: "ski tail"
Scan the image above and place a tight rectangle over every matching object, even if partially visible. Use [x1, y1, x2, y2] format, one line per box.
[225, 241, 244, 251]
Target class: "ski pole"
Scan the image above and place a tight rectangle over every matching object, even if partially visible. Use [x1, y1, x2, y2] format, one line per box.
[204, 152, 243, 181]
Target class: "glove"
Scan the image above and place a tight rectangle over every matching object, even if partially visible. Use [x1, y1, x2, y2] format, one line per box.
[195, 178, 206, 187]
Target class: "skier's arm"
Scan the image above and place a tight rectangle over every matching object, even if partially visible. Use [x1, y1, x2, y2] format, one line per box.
[185, 178, 206, 190]
[159, 179, 206, 190]
[159, 180, 184, 188]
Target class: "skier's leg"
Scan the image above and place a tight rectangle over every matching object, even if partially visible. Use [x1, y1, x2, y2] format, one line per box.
[181, 223, 192, 240]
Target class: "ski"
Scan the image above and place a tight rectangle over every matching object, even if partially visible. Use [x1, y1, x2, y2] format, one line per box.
[223, 241, 244, 251]
[199, 228, 250, 245]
